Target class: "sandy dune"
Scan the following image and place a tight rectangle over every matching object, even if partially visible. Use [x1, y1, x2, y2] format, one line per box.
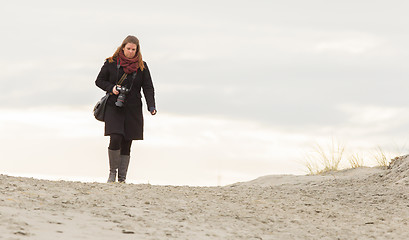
[1, 156, 408, 239]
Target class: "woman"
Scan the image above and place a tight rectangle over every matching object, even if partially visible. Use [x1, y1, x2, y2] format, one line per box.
[95, 35, 156, 183]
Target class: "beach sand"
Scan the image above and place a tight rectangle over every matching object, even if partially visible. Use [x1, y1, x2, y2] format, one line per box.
[1, 156, 408, 239]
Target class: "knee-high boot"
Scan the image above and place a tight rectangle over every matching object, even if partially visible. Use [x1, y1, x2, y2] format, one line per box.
[118, 155, 130, 183]
[107, 149, 121, 183]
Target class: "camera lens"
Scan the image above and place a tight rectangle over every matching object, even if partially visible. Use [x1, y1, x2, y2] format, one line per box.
[115, 86, 129, 107]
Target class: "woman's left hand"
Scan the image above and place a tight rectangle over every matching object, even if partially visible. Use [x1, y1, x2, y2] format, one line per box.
[150, 109, 157, 115]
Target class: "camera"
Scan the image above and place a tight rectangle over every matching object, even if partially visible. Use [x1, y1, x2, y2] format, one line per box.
[115, 85, 130, 107]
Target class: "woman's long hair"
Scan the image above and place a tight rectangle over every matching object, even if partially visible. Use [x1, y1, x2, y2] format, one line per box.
[106, 35, 144, 71]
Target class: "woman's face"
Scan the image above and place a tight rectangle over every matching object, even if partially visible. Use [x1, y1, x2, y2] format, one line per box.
[123, 43, 137, 58]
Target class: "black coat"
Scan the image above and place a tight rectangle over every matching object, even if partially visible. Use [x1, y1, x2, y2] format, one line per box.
[95, 60, 156, 140]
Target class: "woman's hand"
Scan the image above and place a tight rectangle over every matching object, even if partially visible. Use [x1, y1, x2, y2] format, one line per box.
[151, 109, 157, 115]
[112, 85, 120, 95]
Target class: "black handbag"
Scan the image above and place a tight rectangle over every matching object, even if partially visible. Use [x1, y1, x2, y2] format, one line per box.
[93, 93, 109, 121]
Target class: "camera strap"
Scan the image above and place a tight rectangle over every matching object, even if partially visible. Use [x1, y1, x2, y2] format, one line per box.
[128, 72, 136, 90]
[117, 73, 128, 85]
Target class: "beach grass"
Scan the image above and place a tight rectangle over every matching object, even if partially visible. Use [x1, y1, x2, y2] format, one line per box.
[304, 140, 406, 174]
[348, 153, 364, 169]
[372, 146, 390, 167]
[304, 139, 345, 174]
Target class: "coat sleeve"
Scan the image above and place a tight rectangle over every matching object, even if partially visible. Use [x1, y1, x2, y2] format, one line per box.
[142, 62, 156, 111]
[95, 61, 115, 93]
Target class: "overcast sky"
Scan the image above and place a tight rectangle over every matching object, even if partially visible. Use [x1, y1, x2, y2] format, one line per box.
[1, 0, 409, 186]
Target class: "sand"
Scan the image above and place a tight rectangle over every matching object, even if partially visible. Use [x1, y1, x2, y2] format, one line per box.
[1, 156, 409, 240]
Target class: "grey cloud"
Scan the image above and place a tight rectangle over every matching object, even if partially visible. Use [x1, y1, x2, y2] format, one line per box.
[1, 0, 409, 132]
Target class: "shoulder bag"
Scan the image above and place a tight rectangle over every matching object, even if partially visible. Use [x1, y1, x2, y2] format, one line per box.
[93, 93, 110, 122]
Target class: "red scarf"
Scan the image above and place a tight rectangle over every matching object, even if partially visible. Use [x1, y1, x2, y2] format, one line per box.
[118, 51, 139, 74]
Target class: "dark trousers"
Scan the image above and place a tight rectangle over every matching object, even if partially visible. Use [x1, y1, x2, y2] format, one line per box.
[108, 134, 132, 155]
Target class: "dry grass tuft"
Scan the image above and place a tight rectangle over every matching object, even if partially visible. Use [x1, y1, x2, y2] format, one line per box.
[348, 153, 364, 168]
[372, 146, 390, 167]
[304, 138, 409, 174]
[305, 139, 345, 175]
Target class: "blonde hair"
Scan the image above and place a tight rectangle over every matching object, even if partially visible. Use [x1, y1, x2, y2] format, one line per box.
[106, 35, 144, 71]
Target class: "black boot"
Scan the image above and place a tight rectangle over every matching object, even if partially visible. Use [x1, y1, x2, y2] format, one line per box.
[107, 149, 121, 183]
[118, 155, 130, 183]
